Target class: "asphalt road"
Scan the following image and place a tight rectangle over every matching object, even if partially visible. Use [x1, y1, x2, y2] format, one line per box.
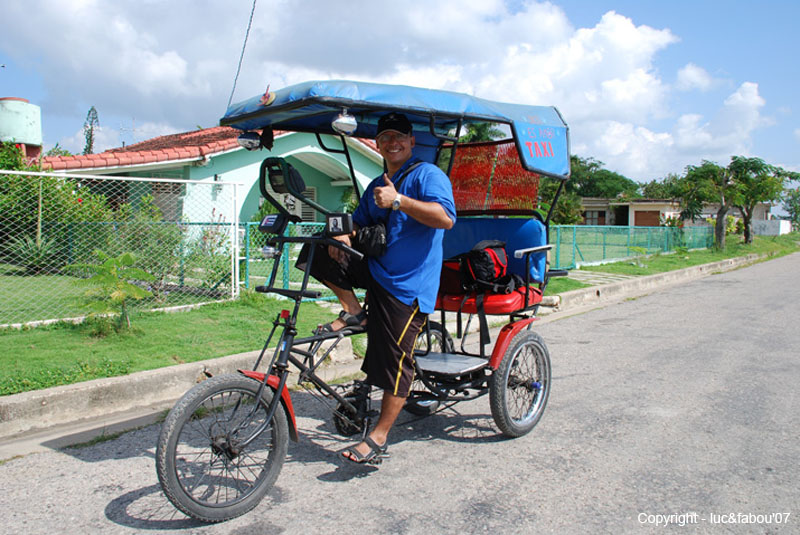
[1, 253, 798, 534]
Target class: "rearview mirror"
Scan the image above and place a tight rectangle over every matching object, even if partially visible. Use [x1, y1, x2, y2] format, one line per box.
[332, 109, 357, 135]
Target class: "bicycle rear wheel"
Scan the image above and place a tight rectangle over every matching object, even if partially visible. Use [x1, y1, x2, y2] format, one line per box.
[156, 374, 289, 522]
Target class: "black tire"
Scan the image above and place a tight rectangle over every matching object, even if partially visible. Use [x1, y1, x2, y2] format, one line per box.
[489, 330, 551, 438]
[414, 321, 455, 354]
[156, 374, 289, 522]
[405, 321, 453, 416]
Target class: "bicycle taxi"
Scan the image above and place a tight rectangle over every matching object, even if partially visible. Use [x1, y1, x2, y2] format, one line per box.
[156, 80, 571, 522]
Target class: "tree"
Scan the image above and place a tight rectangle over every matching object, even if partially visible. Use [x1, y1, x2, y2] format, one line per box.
[729, 156, 787, 244]
[568, 155, 639, 198]
[45, 143, 73, 157]
[83, 106, 99, 155]
[783, 187, 800, 231]
[0, 141, 27, 171]
[459, 122, 505, 143]
[68, 251, 154, 331]
[538, 177, 583, 224]
[682, 160, 734, 249]
[639, 174, 681, 199]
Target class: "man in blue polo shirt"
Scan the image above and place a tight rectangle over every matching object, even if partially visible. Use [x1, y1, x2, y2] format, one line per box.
[301, 112, 455, 464]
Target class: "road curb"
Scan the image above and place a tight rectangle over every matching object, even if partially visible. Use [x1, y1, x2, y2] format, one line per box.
[0, 337, 357, 442]
[0, 253, 765, 455]
[555, 254, 762, 310]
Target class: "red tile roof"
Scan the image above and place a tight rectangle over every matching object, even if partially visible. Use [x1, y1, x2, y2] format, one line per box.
[42, 126, 242, 171]
[41, 126, 380, 171]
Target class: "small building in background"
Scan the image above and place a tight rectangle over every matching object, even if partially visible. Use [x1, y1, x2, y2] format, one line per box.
[0, 97, 42, 161]
[580, 197, 776, 231]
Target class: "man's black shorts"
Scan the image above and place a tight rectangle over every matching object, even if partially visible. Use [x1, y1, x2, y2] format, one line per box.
[361, 280, 426, 398]
[296, 242, 427, 397]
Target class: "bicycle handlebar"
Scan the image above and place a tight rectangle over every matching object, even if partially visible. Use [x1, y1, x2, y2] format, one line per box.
[267, 234, 365, 261]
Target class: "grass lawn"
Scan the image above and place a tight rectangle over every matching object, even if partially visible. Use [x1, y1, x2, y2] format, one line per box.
[578, 233, 800, 276]
[0, 291, 349, 396]
[0, 264, 219, 325]
[2, 232, 797, 396]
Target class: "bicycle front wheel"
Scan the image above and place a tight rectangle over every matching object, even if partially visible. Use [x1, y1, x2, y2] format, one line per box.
[489, 330, 551, 438]
[156, 374, 289, 522]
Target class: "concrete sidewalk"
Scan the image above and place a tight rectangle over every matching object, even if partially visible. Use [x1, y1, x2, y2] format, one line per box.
[0, 254, 762, 460]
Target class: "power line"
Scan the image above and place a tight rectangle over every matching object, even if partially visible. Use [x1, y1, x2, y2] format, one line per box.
[227, 0, 258, 110]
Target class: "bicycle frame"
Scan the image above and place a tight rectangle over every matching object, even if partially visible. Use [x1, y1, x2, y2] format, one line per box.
[157, 80, 568, 523]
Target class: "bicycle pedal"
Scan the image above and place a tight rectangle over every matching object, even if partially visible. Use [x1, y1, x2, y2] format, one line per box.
[367, 452, 389, 466]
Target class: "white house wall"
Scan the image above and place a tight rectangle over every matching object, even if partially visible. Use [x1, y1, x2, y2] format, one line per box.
[183, 132, 382, 225]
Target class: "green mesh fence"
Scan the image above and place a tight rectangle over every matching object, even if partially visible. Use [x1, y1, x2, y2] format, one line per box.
[1, 171, 239, 326]
[240, 222, 715, 296]
[551, 225, 714, 269]
[240, 222, 358, 301]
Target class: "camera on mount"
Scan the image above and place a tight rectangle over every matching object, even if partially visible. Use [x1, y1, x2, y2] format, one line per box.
[326, 213, 353, 237]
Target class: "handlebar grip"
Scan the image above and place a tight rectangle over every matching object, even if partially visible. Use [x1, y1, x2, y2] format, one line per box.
[321, 236, 364, 261]
[338, 241, 364, 261]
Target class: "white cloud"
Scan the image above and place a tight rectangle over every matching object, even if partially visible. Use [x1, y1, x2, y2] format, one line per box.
[60, 126, 121, 155]
[577, 82, 771, 179]
[795, 129, 800, 143]
[676, 63, 714, 91]
[0, 1, 787, 180]
[60, 121, 180, 154]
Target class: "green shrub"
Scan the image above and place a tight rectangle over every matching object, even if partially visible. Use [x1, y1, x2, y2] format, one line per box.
[4, 235, 60, 274]
[67, 251, 155, 331]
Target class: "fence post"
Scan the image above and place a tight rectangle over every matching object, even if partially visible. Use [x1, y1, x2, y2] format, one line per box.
[602, 228, 607, 260]
[572, 226, 576, 268]
[282, 223, 292, 289]
[554, 226, 561, 268]
[627, 226, 631, 252]
[243, 222, 250, 289]
[231, 183, 239, 299]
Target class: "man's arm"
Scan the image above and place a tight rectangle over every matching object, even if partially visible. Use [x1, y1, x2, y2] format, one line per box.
[373, 173, 454, 229]
[393, 195, 454, 229]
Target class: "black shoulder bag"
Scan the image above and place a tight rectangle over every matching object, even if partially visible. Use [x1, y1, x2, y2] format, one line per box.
[354, 162, 422, 257]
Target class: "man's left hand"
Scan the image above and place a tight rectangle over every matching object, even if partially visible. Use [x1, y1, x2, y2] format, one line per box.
[373, 174, 397, 209]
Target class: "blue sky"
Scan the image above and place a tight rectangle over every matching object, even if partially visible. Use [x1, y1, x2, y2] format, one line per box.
[1, 0, 798, 184]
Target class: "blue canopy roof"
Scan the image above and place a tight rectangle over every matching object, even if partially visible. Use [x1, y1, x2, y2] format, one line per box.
[220, 80, 570, 179]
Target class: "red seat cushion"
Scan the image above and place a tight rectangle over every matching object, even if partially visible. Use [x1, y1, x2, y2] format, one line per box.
[437, 286, 542, 314]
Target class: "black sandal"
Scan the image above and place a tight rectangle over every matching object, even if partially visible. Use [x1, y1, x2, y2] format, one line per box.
[341, 436, 388, 465]
[314, 309, 367, 334]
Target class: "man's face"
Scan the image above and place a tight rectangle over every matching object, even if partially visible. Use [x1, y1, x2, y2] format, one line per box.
[376, 131, 415, 169]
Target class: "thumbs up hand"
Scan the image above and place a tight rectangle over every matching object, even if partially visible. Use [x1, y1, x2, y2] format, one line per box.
[373, 173, 396, 209]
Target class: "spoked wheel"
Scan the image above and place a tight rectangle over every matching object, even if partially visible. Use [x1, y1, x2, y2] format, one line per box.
[405, 321, 454, 416]
[156, 374, 289, 523]
[489, 330, 551, 438]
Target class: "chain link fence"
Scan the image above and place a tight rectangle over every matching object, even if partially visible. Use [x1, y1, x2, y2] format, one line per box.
[551, 224, 714, 269]
[240, 222, 358, 301]
[2, 169, 715, 327]
[238, 222, 714, 291]
[1, 170, 240, 326]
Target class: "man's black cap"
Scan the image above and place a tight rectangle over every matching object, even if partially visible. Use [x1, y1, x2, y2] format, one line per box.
[376, 112, 412, 137]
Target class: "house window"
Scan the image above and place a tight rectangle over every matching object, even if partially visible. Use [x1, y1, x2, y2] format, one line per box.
[152, 182, 184, 221]
[584, 210, 601, 225]
[300, 187, 317, 222]
[281, 187, 318, 222]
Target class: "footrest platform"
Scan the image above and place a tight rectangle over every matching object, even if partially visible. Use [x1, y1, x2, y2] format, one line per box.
[415, 353, 487, 376]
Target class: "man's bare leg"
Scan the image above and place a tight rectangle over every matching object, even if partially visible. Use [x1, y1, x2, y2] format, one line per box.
[343, 391, 405, 460]
[324, 281, 366, 330]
